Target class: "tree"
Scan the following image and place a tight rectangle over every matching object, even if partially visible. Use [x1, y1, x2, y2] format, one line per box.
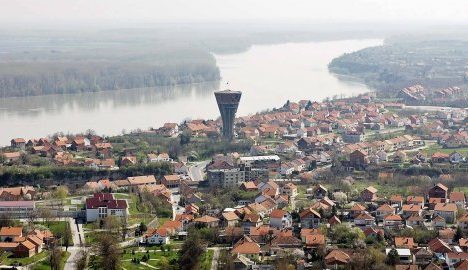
[0, 214, 14, 228]
[75, 249, 88, 270]
[386, 248, 400, 266]
[38, 208, 53, 227]
[93, 233, 121, 270]
[179, 231, 205, 270]
[49, 245, 62, 270]
[103, 216, 123, 233]
[26, 209, 38, 228]
[63, 223, 72, 251]
[53, 186, 69, 205]
[454, 226, 463, 242]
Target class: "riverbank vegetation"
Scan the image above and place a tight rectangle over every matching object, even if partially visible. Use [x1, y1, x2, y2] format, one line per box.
[329, 38, 468, 96]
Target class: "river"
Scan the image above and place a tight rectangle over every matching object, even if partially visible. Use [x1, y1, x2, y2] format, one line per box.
[0, 39, 382, 145]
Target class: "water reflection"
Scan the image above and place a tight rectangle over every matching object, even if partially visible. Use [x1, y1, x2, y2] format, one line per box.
[0, 81, 219, 118]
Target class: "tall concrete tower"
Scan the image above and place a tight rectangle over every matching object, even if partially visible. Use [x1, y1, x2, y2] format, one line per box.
[214, 89, 242, 140]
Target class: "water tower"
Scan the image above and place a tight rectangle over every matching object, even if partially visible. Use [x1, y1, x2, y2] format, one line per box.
[214, 89, 242, 140]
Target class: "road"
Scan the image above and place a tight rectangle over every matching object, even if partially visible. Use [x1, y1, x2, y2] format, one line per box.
[64, 218, 86, 270]
[188, 160, 210, 182]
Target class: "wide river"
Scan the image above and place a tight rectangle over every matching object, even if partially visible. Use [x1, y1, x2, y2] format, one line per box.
[0, 39, 382, 145]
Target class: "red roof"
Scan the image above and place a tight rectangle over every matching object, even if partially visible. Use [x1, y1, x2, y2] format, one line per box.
[86, 193, 127, 209]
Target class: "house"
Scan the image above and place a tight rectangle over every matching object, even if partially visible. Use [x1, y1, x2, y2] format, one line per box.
[144, 228, 170, 245]
[386, 248, 413, 264]
[10, 138, 26, 149]
[147, 153, 173, 163]
[328, 215, 341, 226]
[85, 193, 128, 222]
[446, 253, 468, 270]
[0, 186, 36, 201]
[15, 240, 36, 257]
[325, 249, 351, 268]
[173, 162, 189, 175]
[383, 214, 404, 229]
[2, 152, 21, 163]
[395, 237, 416, 249]
[354, 212, 375, 227]
[428, 183, 449, 199]
[305, 234, 326, 249]
[281, 183, 297, 198]
[299, 208, 321, 228]
[193, 215, 219, 228]
[434, 203, 458, 223]
[312, 184, 328, 199]
[390, 195, 404, 208]
[432, 152, 450, 163]
[449, 152, 466, 164]
[414, 248, 433, 266]
[450, 192, 466, 208]
[269, 209, 292, 229]
[406, 196, 425, 206]
[402, 204, 422, 219]
[406, 214, 425, 228]
[221, 212, 239, 227]
[127, 175, 157, 187]
[161, 175, 181, 188]
[361, 186, 377, 202]
[376, 204, 395, 222]
[432, 215, 447, 229]
[240, 182, 257, 192]
[349, 149, 368, 168]
[0, 227, 23, 242]
[121, 156, 137, 166]
[459, 214, 468, 230]
[231, 237, 261, 259]
[349, 203, 367, 217]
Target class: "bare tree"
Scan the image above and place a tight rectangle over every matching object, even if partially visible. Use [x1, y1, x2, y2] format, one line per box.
[49, 244, 62, 270]
[75, 249, 88, 270]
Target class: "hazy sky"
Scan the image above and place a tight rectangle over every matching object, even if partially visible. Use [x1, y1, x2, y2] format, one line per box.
[0, 0, 467, 27]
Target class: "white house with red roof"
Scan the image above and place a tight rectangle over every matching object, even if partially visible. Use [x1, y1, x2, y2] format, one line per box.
[85, 193, 128, 222]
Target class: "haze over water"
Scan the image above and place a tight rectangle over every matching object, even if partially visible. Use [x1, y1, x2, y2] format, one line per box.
[0, 39, 382, 145]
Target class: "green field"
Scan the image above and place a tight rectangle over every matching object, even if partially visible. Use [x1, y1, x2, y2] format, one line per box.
[2, 251, 49, 268]
[424, 145, 468, 156]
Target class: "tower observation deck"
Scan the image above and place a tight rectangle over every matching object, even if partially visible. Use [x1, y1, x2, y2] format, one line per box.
[214, 89, 242, 140]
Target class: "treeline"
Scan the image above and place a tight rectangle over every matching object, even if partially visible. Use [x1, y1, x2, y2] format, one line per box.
[0, 60, 219, 98]
[0, 162, 172, 186]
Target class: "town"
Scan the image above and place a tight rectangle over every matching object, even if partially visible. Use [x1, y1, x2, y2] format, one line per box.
[0, 86, 467, 270]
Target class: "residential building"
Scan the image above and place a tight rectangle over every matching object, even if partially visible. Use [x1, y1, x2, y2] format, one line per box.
[85, 193, 128, 222]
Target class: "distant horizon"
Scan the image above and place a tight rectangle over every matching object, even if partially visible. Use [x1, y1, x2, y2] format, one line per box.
[0, 0, 466, 30]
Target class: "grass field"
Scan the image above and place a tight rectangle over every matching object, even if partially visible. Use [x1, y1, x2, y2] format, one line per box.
[423, 144, 468, 156]
[2, 251, 49, 268]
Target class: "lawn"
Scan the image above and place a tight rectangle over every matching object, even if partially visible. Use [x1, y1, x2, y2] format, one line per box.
[424, 144, 468, 156]
[122, 248, 179, 268]
[35, 221, 74, 246]
[2, 251, 49, 267]
[85, 231, 119, 246]
[32, 251, 70, 270]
